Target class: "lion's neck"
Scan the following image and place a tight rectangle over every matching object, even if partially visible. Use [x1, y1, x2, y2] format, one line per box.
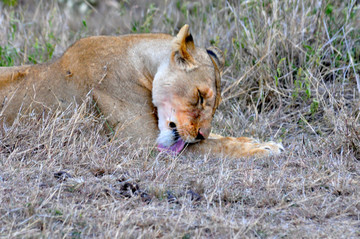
[130, 38, 172, 84]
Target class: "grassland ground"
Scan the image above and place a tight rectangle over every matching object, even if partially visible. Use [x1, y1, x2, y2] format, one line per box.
[0, 0, 359, 238]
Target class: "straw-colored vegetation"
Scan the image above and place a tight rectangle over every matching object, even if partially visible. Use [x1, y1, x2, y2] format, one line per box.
[1, 0, 359, 237]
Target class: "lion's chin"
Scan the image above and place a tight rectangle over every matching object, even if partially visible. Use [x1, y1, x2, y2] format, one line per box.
[157, 139, 186, 155]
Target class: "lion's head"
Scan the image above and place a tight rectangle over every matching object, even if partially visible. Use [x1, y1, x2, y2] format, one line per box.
[152, 25, 225, 154]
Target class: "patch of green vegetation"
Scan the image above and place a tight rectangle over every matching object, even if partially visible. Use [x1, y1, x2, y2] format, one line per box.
[290, 66, 313, 106]
[274, 57, 286, 87]
[0, 9, 58, 65]
[310, 99, 319, 116]
[131, 4, 158, 33]
[210, 35, 220, 47]
[54, 209, 63, 216]
[71, 231, 82, 239]
[182, 233, 191, 239]
[1, 0, 17, 6]
[0, 45, 17, 66]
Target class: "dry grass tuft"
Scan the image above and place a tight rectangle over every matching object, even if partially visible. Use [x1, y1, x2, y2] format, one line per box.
[1, 0, 359, 237]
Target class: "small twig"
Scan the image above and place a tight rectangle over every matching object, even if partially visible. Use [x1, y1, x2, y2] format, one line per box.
[299, 113, 318, 137]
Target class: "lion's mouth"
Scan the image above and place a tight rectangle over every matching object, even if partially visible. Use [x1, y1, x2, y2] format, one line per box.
[157, 125, 186, 155]
[157, 138, 186, 154]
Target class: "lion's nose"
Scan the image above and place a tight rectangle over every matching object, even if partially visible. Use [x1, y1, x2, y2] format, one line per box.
[196, 129, 205, 140]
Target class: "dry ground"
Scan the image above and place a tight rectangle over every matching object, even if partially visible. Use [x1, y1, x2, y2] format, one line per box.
[0, 0, 360, 238]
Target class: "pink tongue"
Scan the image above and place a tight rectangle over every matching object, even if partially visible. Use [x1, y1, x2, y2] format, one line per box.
[157, 139, 186, 155]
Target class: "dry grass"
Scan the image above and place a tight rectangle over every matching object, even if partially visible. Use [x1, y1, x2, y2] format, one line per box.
[1, 0, 360, 238]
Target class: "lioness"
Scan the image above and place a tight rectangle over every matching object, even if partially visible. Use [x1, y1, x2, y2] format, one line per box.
[0, 25, 283, 158]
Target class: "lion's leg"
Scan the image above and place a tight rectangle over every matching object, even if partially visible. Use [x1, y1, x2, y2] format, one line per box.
[186, 135, 284, 158]
[92, 89, 122, 127]
[92, 89, 159, 143]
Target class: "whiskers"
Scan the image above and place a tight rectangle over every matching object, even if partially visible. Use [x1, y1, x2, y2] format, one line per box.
[176, 126, 198, 142]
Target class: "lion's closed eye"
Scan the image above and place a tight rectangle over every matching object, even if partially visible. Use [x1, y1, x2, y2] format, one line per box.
[198, 90, 204, 106]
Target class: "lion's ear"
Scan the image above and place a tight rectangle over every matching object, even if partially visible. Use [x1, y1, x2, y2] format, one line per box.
[171, 24, 197, 71]
[206, 46, 225, 73]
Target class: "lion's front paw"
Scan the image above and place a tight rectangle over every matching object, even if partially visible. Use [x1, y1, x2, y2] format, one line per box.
[193, 136, 284, 158]
[222, 137, 284, 158]
[231, 137, 284, 157]
[256, 141, 284, 156]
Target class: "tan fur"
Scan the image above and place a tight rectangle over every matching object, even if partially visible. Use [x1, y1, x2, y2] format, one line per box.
[0, 25, 283, 158]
